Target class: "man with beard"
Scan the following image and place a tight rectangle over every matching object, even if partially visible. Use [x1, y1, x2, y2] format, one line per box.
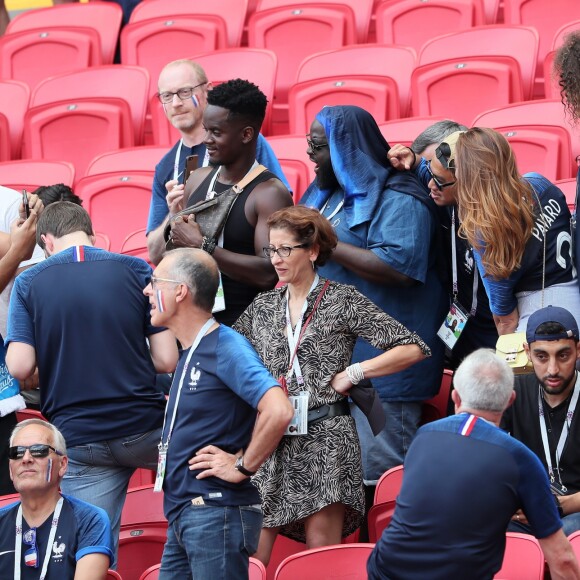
[299, 106, 447, 518]
[159, 78, 292, 326]
[502, 305, 580, 535]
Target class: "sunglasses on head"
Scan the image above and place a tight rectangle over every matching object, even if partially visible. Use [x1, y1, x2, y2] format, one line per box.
[8, 444, 63, 460]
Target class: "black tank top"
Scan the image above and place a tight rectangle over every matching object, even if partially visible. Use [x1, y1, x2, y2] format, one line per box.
[187, 166, 279, 325]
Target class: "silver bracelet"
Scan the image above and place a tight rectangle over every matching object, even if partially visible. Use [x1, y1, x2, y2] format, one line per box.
[346, 363, 364, 385]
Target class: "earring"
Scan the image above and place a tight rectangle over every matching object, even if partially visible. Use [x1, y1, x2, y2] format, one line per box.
[311, 260, 315, 271]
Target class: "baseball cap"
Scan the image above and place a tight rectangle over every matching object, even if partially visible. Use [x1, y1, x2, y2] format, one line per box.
[435, 131, 465, 171]
[526, 305, 580, 343]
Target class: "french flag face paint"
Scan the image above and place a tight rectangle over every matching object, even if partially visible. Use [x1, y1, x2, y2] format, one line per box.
[46, 458, 52, 482]
[156, 289, 166, 313]
[191, 94, 200, 108]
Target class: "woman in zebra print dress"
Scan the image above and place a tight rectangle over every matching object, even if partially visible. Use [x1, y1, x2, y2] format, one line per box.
[234, 205, 430, 566]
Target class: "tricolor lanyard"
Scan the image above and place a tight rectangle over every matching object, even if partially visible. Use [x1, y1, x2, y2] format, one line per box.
[159, 318, 215, 451]
[451, 208, 478, 316]
[538, 373, 580, 487]
[172, 141, 211, 181]
[285, 275, 319, 388]
[14, 497, 63, 580]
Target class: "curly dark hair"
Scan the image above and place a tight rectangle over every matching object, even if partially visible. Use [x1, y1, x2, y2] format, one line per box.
[33, 183, 82, 207]
[554, 31, 580, 124]
[267, 206, 337, 267]
[207, 78, 267, 131]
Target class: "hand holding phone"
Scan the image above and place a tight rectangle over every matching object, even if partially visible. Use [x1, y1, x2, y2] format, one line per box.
[22, 190, 30, 219]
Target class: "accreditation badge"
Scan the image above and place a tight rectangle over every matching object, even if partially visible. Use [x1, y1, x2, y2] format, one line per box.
[437, 301, 468, 350]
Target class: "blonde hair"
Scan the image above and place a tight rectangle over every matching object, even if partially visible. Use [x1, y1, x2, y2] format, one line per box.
[159, 59, 208, 85]
[456, 128, 535, 280]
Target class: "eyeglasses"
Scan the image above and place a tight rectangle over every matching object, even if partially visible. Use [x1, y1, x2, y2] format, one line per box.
[426, 161, 456, 191]
[8, 444, 63, 460]
[157, 82, 208, 104]
[263, 244, 309, 259]
[151, 275, 184, 288]
[306, 136, 329, 152]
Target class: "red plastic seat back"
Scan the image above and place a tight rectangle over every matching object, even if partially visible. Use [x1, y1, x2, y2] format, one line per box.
[419, 26, 539, 100]
[118, 526, 167, 580]
[139, 564, 160, 580]
[0, 79, 30, 160]
[297, 44, 416, 116]
[494, 532, 545, 580]
[379, 116, 450, 149]
[120, 229, 151, 265]
[32, 66, 150, 145]
[248, 5, 356, 105]
[411, 56, 524, 126]
[289, 76, 400, 135]
[267, 135, 316, 186]
[87, 146, 168, 178]
[0, 160, 75, 191]
[258, 0, 372, 43]
[367, 499, 397, 543]
[375, 0, 484, 55]
[421, 369, 453, 425]
[121, 15, 228, 100]
[75, 171, 154, 253]
[274, 544, 375, 580]
[22, 98, 135, 180]
[0, 114, 11, 163]
[554, 178, 577, 211]
[0, 27, 101, 92]
[121, 484, 166, 528]
[6, 2, 123, 64]
[374, 464, 404, 504]
[130, 0, 249, 47]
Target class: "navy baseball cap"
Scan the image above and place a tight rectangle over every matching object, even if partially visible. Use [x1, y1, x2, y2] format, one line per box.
[526, 305, 580, 343]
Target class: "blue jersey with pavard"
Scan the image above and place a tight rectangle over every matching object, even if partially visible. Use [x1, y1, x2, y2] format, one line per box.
[162, 325, 278, 524]
[0, 495, 113, 579]
[5, 246, 167, 447]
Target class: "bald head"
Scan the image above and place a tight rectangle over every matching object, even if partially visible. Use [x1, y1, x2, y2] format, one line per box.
[163, 248, 219, 312]
[159, 59, 208, 88]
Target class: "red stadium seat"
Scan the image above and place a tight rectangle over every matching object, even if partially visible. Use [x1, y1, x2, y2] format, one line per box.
[106, 571, 122, 580]
[0, 27, 101, 93]
[554, 178, 577, 211]
[0, 114, 10, 163]
[93, 232, 111, 251]
[421, 369, 453, 425]
[419, 26, 539, 100]
[472, 100, 580, 178]
[139, 565, 160, 580]
[130, 0, 249, 48]
[568, 529, 580, 563]
[378, 116, 449, 148]
[481, 0, 501, 24]
[121, 229, 151, 264]
[74, 171, 154, 253]
[411, 56, 524, 126]
[367, 499, 397, 543]
[248, 5, 356, 134]
[22, 98, 135, 180]
[297, 45, 416, 117]
[267, 134, 316, 185]
[118, 525, 167, 580]
[121, 15, 228, 100]
[127, 467, 155, 490]
[494, 532, 545, 579]
[545, 21, 580, 99]
[375, 0, 484, 55]
[502, 126, 573, 181]
[6, 2, 123, 65]
[86, 146, 168, 178]
[0, 493, 19, 508]
[289, 76, 400, 135]
[0, 79, 30, 160]
[257, 0, 373, 43]
[552, 19, 580, 49]
[503, 0, 579, 96]
[0, 160, 75, 191]
[16, 408, 47, 422]
[250, 557, 267, 580]
[32, 66, 150, 146]
[274, 544, 375, 580]
[121, 484, 166, 529]
[374, 464, 404, 505]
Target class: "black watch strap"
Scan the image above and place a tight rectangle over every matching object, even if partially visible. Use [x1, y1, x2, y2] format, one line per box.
[234, 455, 256, 477]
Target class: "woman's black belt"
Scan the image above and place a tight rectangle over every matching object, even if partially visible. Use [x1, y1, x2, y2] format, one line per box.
[307, 399, 350, 426]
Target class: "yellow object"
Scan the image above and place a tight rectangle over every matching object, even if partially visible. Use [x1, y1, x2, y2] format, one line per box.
[7, 0, 88, 10]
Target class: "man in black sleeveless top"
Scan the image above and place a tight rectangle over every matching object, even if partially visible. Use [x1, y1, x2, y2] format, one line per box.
[161, 79, 292, 326]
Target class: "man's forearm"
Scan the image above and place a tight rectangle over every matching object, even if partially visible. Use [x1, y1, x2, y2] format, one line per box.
[212, 246, 278, 289]
[147, 220, 170, 265]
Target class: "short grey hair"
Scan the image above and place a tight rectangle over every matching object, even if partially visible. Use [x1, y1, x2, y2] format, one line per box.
[411, 120, 469, 155]
[10, 419, 67, 455]
[453, 349, 514, 413]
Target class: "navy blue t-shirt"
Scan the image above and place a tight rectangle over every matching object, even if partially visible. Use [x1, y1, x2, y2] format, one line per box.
[367, 414, 561, 580]
[162, 325, 278, 524]
[6, 246, 167, 447]
[0, 494, 113, 579]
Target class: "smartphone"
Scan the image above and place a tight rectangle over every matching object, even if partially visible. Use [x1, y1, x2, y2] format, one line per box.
[184, 154, 199, 185]
[22, 189, 30, 219]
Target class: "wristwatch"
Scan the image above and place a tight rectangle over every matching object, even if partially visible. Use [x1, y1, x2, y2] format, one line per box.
[234, 455, 256, 477]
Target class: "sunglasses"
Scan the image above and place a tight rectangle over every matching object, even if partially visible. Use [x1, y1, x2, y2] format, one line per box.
[426, 161, 456, 191]
[8, 444, 63, 460]
[306, 137, 329, 152]
[23, 527, 39, 568]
